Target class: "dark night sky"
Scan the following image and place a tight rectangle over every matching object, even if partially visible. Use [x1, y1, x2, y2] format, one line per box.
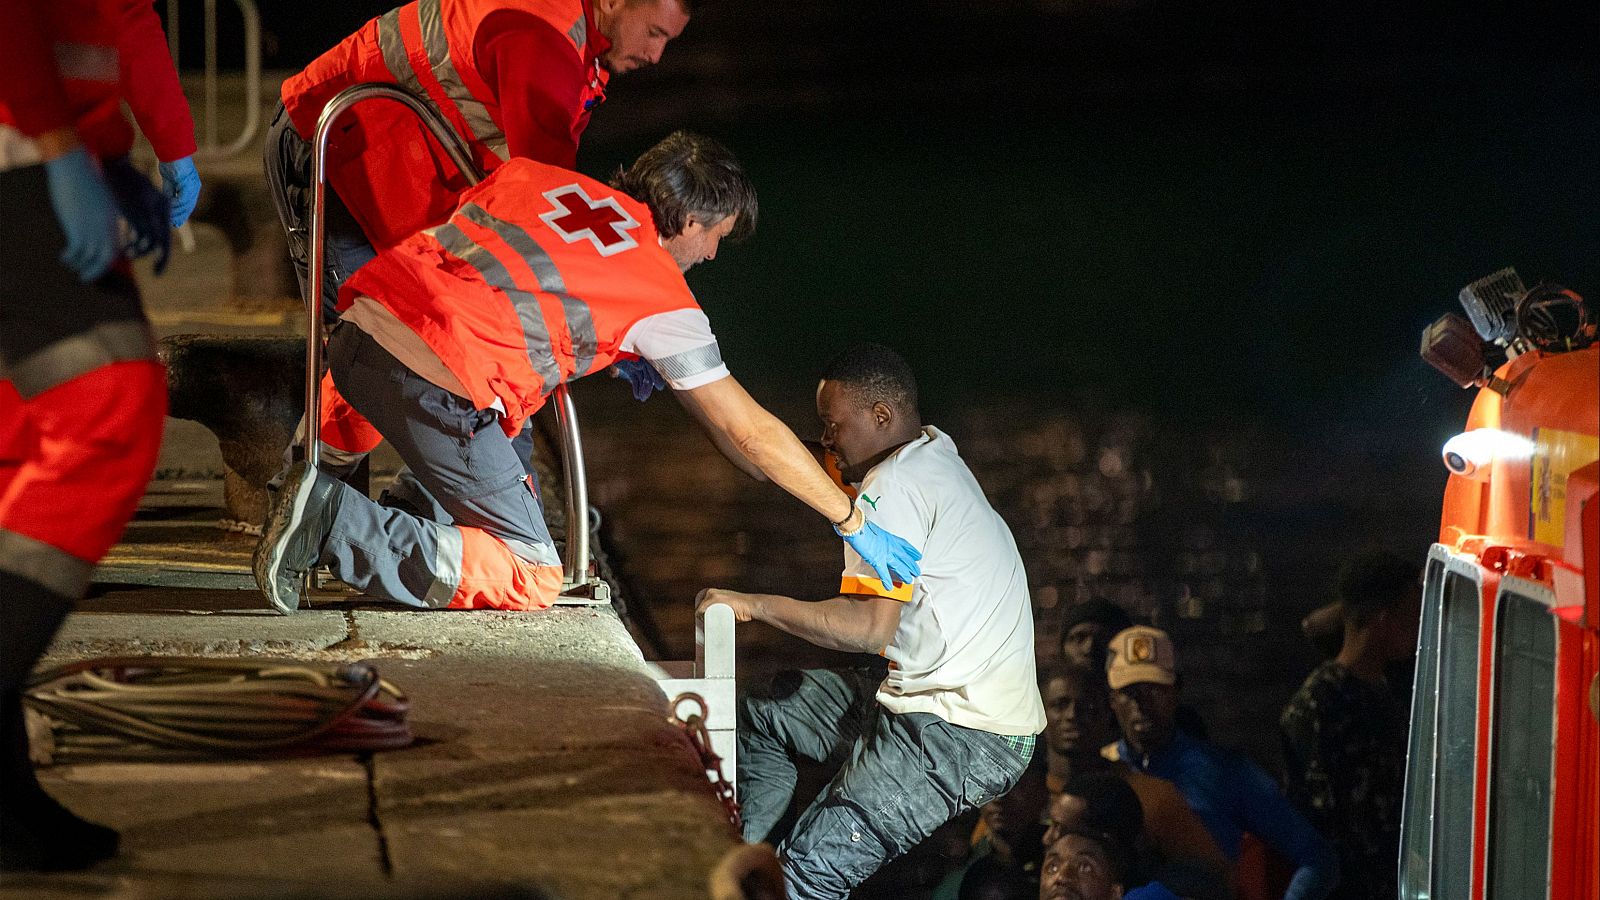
[198, 1, 1600, 433]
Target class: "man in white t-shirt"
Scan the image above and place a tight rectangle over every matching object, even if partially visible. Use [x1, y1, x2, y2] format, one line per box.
[696, 343, 1046, 899]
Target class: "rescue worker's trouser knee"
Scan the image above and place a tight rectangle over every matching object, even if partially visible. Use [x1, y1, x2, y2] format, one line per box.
[318, 322, 562, 611]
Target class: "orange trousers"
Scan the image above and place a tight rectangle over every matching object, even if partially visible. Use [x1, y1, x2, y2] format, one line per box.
[0, 361, 166, 565]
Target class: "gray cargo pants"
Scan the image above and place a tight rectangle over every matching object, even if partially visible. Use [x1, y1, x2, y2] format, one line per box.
[739, 667, 1030, 900]
[318, 322, 560, 608]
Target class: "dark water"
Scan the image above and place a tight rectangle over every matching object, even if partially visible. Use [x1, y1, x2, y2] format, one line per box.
[591, 84, 1597, 424]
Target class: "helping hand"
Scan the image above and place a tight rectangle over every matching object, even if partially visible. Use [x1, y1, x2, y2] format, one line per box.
[158, 156, 201, 227]
[104, 156, 172, 274]
[611, 357, 668, 401]
[837, 518, 923, 588]
[43, 147, 119, 282]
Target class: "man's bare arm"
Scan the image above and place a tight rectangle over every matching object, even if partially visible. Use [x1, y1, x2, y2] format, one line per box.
[697, 588, 902, 654]
[678, 376, 856, 525]
[673, 387, 768, 482]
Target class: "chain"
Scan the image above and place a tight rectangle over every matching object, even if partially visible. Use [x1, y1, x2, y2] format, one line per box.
[669, 692, 740, 830]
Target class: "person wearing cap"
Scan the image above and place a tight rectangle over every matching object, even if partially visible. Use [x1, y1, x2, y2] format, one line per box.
[1104, 626, 1339, 900]
[1038, 665, 1230, 897]
[698, 343, 1045, 900]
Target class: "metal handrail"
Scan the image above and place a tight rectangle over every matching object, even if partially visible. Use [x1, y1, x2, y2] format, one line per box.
[551, 390, 592, 588]
[305, 83, 594, 589]
[167, 0, 261, 160]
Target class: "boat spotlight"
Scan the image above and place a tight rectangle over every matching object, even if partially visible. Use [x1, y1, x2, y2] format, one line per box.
[1441, 428, 1535, 479]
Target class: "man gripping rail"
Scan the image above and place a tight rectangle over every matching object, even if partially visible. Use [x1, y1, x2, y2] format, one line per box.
[698, 344, 1047, 899]
[254, 132, 923, 614]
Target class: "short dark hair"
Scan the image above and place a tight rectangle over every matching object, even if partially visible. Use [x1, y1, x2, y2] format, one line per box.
[1059, 597, 1135, 642]
[1338, 549, 1421, 629]
[820, 343, 919, 413]
[611, 131, 756, 241]
[1039, 661, 1104, 694]
[1057, 771, 1142, 884]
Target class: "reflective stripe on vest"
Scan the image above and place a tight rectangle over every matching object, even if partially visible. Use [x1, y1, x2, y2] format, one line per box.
[377, 0, 505, 159]
[424, 219, 565, 394]
[0, 528, 94, 599]
[53, 42, 119, 83]
[425, 202, 601, 386]
[456, 204, 598, 377]
[7, 320, 158, 399]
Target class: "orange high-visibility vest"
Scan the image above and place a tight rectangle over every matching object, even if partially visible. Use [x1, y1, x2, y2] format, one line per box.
[340, 156, 700, 434]
[280, 0, 606, 249]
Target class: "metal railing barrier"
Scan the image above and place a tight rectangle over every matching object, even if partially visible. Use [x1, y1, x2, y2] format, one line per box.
[166, 0, 261, 161]
[305, 83, 602, 600]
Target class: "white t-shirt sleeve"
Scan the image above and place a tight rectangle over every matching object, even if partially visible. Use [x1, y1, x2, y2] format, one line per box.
[619, 308, 731, 390]
[840, 472, 929, 601]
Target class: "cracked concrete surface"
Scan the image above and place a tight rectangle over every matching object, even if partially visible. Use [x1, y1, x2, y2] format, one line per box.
[5, 598, 737, 899]
[0, 217, 739, 895]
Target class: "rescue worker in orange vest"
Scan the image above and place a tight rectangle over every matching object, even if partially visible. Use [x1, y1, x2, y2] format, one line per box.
[1, 0, 198, 871]
[265, 0, 692, 319]
[254, 132, 922, 614]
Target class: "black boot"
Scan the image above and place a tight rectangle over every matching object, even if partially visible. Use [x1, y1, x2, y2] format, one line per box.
[0, 571, 119, 871]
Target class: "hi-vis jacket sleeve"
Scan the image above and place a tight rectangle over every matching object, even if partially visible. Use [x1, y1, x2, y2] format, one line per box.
[475, 10, 585, 169]
[0, 0, 75, 137]
[116, 0, 196, 162]
[839, 472, 928, 602]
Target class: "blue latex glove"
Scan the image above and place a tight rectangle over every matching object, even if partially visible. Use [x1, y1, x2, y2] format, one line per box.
[44, 147, 119, 282]
[103, 156, 172, 274]
[158, 156, 201, 227]
[611, 357, 667, 401]
[836, 518, 923, 588]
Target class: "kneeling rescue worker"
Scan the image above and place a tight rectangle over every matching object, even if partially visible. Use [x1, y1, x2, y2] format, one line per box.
[255, 132, 923, 613]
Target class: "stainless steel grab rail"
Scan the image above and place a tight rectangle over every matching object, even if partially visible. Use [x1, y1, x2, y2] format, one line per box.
[305, 83, 598, 593]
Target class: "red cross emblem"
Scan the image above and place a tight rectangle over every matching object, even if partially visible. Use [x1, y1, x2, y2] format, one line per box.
[539, 185, 640, 257]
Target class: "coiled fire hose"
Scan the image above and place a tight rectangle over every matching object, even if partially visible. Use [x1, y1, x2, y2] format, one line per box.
[22, 658, 412, 764]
